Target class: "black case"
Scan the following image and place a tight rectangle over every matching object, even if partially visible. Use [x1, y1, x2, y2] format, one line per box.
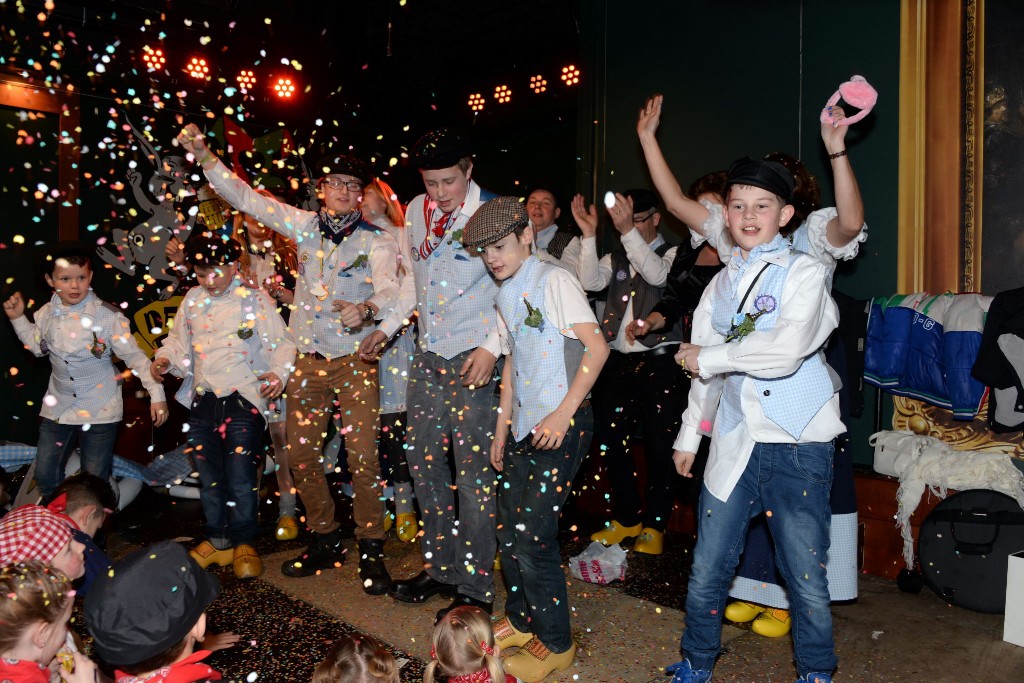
[918, 489, 1024, 613]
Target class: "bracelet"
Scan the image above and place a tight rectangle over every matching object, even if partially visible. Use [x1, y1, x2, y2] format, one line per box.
[196, 152, 214, 166]
[828, 149, 847, 160]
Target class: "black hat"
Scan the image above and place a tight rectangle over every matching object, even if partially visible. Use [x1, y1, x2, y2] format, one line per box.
[84, 541, 220, 667]
[313, 154, 372, 185]
[462, 197, 530, 250]
[725, 157, 795, 204]
[184, 232, 243, 267]
[410, 128, 472, 170]
[623, 188, 659, 215]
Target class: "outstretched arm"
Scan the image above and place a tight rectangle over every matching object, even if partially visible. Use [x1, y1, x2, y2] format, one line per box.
[821, 106, 865, 247]
[637, 95, 711, 232]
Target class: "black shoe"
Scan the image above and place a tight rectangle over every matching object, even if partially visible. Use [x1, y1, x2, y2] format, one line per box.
[357, 538, 392, 596]
[435, 594, 494, 624]
[388, 570, 457, 603]
[281, 529, 346, 577]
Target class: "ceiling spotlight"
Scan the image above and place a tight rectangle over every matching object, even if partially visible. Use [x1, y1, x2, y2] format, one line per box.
[273, 77, 296, 99]
[141, 46, 165, 72]
[187, 56, 209, 80]
[467, 92, 485, 112]
[560, 64, 580, 86]
[236, 70, 256, 94]
[494, 85, 512, 104]
[530, 75, 547, 94]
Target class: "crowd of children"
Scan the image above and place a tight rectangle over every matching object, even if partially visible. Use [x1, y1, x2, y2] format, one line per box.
[0, 87, 873, 682]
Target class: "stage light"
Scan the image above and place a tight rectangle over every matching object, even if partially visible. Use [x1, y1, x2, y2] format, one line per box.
[141, 46, 165, 72]
[467, 93, 485, 112]
[494, 85, 512, 104]
[530, 75, 547, 94]
[273, 77, 296, 99]
[187, 56, 209, 80]
[236, 70, 256, 94]
[560, 64, 580, 86]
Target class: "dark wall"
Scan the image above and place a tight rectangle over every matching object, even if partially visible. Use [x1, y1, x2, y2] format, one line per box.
[579, 0, 902, 463]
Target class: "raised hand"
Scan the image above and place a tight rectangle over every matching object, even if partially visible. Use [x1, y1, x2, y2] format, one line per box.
[570, 194, 599, 239]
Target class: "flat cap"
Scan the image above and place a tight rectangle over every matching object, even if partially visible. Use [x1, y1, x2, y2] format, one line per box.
[313, 154, 372, 185]
[725, 157, 795, 204]
[85, 541, 220, 667]
[462, 196, 530, 250]
[623, 188, 659, 215]
[184, 231, 243, 267]
[410, 128, 472, 170]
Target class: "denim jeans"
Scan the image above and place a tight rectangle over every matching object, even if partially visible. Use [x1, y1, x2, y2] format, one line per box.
[406, 349, 499, 602]
[188, 392, 264, 548]
[35, 419, 119, 499]
[497, 405, 593, 654]
[682, 441, 836, 678]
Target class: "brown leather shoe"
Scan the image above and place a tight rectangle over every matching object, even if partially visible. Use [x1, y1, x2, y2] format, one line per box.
[189, 540, 233, 569]
[233, 544, 263, 579]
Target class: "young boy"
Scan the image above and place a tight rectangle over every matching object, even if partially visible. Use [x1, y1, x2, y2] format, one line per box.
[151, 232, 296, 580]
[667, 158, 842, 683]
[3, 242, 169, 500]
[462, 197, 609, 682]
[46, 472, 116, 596]
[84, 540, 222, 683]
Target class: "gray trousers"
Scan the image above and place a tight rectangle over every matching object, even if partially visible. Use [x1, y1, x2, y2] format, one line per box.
[406, 348, 499, 602]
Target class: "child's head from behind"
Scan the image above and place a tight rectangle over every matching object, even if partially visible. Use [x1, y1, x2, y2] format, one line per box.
[185, 232, 242, 296]
[312, 634, 398, 683]
[425, 606, 504, 683]
[85, 541, 219, 675]
[0, 562, 74, 664]
[724, 157, 796, 259]
[0, 504, 85, 580]
[462, 196, 532, 281]
[48, 472, 117, 538]
[43, 242, 93, 307]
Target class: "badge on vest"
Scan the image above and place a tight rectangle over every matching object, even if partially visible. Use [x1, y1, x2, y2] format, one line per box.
[615, 270, 628, 281]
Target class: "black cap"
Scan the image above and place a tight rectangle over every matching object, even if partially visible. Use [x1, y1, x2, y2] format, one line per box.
[184, 232, 242, 267]
[623, 188, 659, 215]
[410, 128, 472, 170]
[84, 541, 220, 667]
[725, 157, 795, 204]
[313, 154, 372, 185]
[462, 196, 530, 249]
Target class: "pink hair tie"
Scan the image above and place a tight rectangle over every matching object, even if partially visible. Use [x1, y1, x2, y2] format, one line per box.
[820, 75, 878, 126]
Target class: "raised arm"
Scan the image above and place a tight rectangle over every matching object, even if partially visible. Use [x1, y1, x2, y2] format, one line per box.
[637, 95, 711, 232]
[820, 106, 866, 247]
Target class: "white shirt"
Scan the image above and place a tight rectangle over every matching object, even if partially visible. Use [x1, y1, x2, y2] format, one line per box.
[673, 247, 844, 501]
[156, 279, 296, 415]
[576, 229, 678, 353]
[533, 223, 582, 275]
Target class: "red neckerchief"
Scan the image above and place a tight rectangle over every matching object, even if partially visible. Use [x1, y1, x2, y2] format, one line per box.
[0, 658, 50, 683]
[115, 651, 221, 683]
[447, 668, 515, 683]
[416, 199, 464, 260]
[45, 493, 82, 531]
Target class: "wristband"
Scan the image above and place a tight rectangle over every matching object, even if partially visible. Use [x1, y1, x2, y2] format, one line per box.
[828, 149, 847, 160]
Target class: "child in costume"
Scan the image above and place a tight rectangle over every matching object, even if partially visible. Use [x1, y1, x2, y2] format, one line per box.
[424, 606, 514, 683]
[312, 634, 399, 683]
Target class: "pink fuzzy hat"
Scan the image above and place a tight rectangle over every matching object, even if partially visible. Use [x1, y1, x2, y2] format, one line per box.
[820, 75, 878, 126]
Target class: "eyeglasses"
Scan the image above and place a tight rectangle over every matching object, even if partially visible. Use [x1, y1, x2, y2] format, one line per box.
[633, 209, 656, 224]
[322, 177, 363, 192]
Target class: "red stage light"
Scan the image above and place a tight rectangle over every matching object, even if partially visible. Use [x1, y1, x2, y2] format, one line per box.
[273, 77, 296, 99]
[467, 93, 485, 112]
[530, 75, 548, 94]
[236, 70, 256, 94]
[494, 85, 512, 104]
[141, 46, 165, 72]
[560, 64, 580, 86]
[187, 56, 209, 80]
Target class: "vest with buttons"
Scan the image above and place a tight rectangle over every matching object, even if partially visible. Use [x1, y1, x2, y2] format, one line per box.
[600, 241, 675, 343]
[710, 243, 834, 439]
[410, 186, 500, 360]
[495, 256, 586, 442]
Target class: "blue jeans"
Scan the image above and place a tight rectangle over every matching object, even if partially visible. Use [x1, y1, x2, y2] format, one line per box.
[35, 419, 119, 499]
[682, 441, 836, 678]
[497, 405, 593, 654]
[188, 392, 264, 548]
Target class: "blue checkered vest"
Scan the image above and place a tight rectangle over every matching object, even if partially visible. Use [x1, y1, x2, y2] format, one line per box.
[711, 244, 834, 439]
[173, 284, 272, 407]
[292, 222, 378, 355]
[410, 188, 500, 359]
[496, 257, 586, 441]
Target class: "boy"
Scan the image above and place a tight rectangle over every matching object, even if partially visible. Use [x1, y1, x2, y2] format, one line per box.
[85, 540, 222, 683]
[151, 232, 296, 580]
[46, 472, 116, 595]
[462, 197, 608, 682]
[666, 158, 842, 683]
[177, 125, 400, 593]
[361, 128, 504, 621]
[3, 242, 169, 500]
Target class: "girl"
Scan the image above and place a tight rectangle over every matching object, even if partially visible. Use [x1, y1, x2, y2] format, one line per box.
[360, 179, 418, 543]
[425, 606, 513, 683]
[312, 634, 398, 683]
[0, 562, 97, 683]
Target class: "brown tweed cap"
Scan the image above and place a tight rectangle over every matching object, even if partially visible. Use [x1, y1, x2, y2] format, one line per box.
[462, 196, 530, 250]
